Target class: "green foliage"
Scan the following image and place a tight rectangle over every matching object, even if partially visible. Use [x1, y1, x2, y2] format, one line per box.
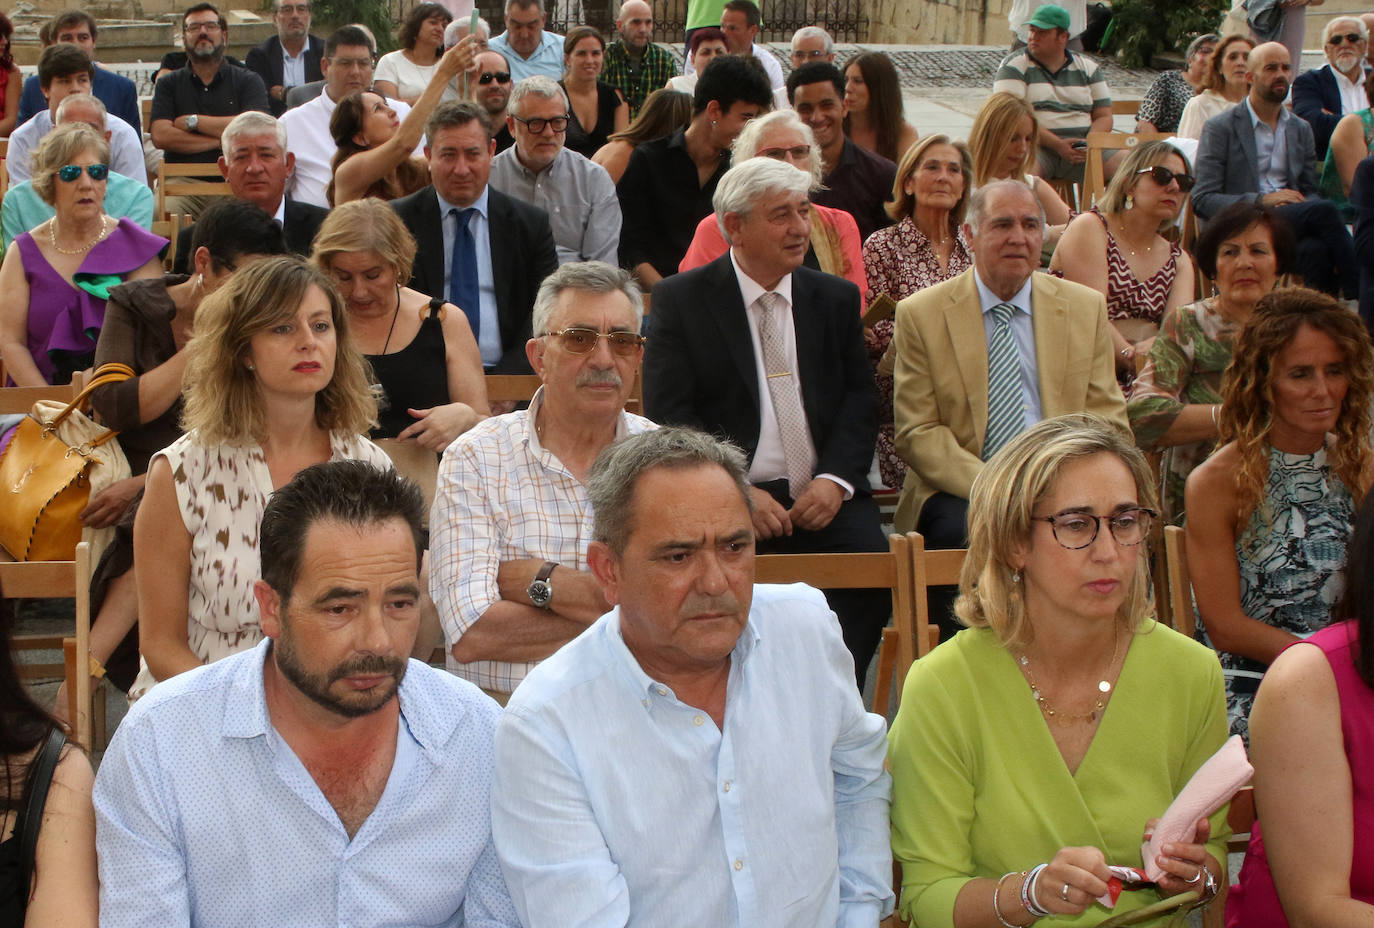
[1102, 0, 1228, 68]
[305, 0, 400, 54]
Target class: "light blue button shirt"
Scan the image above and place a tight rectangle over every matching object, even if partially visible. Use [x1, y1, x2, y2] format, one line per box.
[492, 583, 894, 928]
[1246, 97, 1292, 194]
[94, 639, 518, 928]
[436, 185, 501, 367]
[282, 43, 306, 88]
[975, 269, 1043, 425]
[487, 30, 565, 83]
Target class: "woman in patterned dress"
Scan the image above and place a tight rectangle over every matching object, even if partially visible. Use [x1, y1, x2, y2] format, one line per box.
[1129, 202, 1294, 524]
[1185, 288, 1374, 741]
[862, 133, 973, 489]
[134, 257, 390, 687]
[1050, 141, 1195, 384]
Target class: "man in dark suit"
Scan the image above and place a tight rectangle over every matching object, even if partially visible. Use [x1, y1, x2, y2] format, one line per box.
[1194, 41, 1358, 299]
[1292, 16, 1369, 159]
[392, 100, 558, 374]
[643, 157, 887, 687]
[172, 111, 327, 272]
[245, 0, 325, 116]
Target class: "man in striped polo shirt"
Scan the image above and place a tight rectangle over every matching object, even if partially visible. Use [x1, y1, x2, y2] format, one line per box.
[992, 3, 1112, 183]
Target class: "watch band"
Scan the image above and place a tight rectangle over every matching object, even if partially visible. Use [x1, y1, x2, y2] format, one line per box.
[527, 560, 557, 609]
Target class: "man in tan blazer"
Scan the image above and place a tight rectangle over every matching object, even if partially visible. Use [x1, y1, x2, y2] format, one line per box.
[892, 180, 1127, 634]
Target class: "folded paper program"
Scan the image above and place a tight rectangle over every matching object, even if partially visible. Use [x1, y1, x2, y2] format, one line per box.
[1140, 734, 1253, 882]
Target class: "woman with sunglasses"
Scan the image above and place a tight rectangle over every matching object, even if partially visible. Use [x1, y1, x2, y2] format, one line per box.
[888, 414, 1229, 927]
[1186, 289, 1374, 742]
[1050, 141, 1195, 385]
[560, 26, 629, 161]
[0, 123, 163, 386]
[326, 35, 474, 205]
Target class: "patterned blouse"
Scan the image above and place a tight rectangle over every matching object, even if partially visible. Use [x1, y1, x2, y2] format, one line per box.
[1092, 208, 1181, 325]
[863, 215, 973, 489]
[1137, 69, 1195, 133]
[1128, 298, 1242, 524]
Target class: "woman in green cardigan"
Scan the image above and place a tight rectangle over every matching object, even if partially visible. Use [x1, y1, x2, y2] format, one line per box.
[888, 414, 1231, 926]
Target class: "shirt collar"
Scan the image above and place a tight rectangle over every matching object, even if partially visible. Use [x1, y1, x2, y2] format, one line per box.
[973, 268, 1034, 317]
[1244, 96, 1290, 130]
[603, 607, 761, 702]
[729, 246, 794, 309]
[435, 183, 489, 220]
[523, 385, 635, 461]
[273, 196, 287, 225]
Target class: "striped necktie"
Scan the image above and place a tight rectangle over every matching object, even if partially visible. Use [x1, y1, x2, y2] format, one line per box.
[983, 301, 1027, 460]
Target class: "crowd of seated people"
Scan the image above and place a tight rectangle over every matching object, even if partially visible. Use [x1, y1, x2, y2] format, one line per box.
[7, 4, 1374, 926]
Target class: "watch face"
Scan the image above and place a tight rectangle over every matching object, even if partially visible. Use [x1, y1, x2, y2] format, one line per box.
[528, 579, 552, 608]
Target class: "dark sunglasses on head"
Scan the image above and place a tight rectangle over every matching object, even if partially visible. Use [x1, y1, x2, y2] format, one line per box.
[1136, 164, 1194, 192]
[56, 163, 109, 182]
[478, 70, 512, 84]
[546, 326, 645, 355]
[1328, 32, 1364, 45]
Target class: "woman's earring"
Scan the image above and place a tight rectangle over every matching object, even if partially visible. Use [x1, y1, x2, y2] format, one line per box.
[246, 362, 255, 372]
[1125, 194, 1134, 210]
[1012, 570, 1022, 584]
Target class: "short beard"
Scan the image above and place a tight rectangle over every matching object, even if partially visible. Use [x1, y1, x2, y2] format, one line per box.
[273, 632, 407, 719]
[189, 38, 224, 61]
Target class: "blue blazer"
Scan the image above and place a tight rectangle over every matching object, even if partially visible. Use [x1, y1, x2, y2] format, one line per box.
[1192, 100, 1318, 219]
[1292, 64, 1368, 160]
[245, 34, 325, 116]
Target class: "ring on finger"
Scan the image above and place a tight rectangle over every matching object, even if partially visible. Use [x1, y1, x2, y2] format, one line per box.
[1185, 867, 1204, 884]
[1061, 882, 1071, 902]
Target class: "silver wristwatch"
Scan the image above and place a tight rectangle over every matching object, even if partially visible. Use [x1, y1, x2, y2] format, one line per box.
[526, 561, 556, 609]
[185, 114, 200, 133]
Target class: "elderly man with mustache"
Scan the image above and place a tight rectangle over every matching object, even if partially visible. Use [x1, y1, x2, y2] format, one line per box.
[429, 261, 654, 703]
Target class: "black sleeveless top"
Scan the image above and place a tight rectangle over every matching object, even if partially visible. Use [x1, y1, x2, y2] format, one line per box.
[365, 298, 451, 439]
[0, 730, 67, 922]
[562, 80, 621, 159]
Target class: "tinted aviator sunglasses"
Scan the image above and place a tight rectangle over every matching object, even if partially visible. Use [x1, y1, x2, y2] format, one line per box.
[478, 70, 512, 84]
[1136, 164, 1194, 192]
[1328, 32, 1364, 45]
[56, 163, 109, 182]
[546, 326, 645, 355]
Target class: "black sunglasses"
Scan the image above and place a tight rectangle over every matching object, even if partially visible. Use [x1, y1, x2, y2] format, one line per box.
[1136, 164, 1195, 192]
[56, 163, 109, 182]
[1327, 32, 1364, 45]
[477, 70, 511, 84]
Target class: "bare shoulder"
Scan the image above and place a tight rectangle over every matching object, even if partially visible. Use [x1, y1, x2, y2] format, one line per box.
[48, 746, 96, 806]
[1186, 443, 1241, 515]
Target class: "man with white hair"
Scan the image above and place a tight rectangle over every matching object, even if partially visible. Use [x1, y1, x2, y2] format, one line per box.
[1293, 16, 1371, 159]
[1, 93, 154, 247]
[490, 76, 620, 265]
[644, 157, 889, 687]
[789, 25, 835, 69]
[602, 0, 678, 119]
[429, 261, 654, 701]
[443, 16, 491, 102]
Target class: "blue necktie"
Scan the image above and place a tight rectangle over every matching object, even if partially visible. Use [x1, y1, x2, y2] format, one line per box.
[449, 207, 480, 341]
[983, 301, 1027, 460]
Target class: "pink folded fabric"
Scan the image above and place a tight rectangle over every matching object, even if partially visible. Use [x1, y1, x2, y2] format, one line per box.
[1140, 735, 1253, 881]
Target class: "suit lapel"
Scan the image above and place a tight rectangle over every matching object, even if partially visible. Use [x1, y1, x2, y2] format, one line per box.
[419, 190, 446, 299]
[486, 190, 518, 341]
[945, 271, 990, 448]
[1030, 274, 1069, 416]
[1233, 105, 1261, 190]
[703, 256, 762, 410]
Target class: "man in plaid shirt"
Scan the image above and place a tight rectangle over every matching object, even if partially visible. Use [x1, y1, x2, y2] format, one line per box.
[602, 0, 678, 119]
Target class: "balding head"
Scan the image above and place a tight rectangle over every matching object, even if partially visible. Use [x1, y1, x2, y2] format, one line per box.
[55, 92, 108, 134]
[617, 0, 653, 50]
[1247, 41, 1292, 105]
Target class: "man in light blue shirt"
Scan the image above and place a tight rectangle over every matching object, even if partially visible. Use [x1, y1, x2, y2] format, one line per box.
[94, 461, 518, 928]
[488, 0, 564, 83]
[492, 427, 894, 927]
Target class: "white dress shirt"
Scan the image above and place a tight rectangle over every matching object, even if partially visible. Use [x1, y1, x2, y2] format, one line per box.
[1329, 62, 1370, 117]
[974, 268, 1044, 425]
[281, 88, 418, 208]
[492, 583, 894, 928]
[8, 110, 147, 186]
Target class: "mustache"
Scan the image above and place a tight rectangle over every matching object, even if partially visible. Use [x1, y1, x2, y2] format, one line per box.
[681, 593, 744, 616]
[328, 653, 406, 683]
[577, 368, 622, 388]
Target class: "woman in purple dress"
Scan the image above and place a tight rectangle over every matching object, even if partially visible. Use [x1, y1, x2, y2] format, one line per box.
[0, 123, 164, 386]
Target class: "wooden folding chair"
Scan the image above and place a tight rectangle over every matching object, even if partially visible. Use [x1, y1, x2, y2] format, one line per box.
[1164, 525, 1195, 637]
[903, 532, 965, 691]
[151, 213, 190, 272]
[1080, 131, 1172, 211]
[0, 544, 97, 748]
[154, 161, 234, 221]
[754, 532, 918, 716]
[1111, 99, 1142, 118]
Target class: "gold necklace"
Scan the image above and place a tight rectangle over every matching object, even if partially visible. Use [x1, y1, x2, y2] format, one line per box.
[49, 215, 110, 255]
[1017, 627, 1122, 726]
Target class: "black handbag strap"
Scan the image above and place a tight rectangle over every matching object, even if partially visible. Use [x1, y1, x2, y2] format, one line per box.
[16, 728, 67, 911]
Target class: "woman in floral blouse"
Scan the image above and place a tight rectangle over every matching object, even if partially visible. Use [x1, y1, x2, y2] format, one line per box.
[862, 134, 973, 489]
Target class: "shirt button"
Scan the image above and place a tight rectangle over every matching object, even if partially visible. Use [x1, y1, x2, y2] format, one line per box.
[693, 715, 704, 726]
[723, 780, 731, 792]
[734, 859, 743, 870]
[656, 686, 667, 696]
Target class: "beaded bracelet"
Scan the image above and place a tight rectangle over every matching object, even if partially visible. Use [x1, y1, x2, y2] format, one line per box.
[993, 870, 1025, 928]
[1023, 862, 1052, 918]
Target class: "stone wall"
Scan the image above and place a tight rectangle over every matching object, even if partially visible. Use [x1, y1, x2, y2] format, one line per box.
[868, 0, 1014, 46]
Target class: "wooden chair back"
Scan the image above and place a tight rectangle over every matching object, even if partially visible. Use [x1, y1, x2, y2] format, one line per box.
[151, 213, 189, 272]
[907, 532, 965, 680]
[1046, 177, 1078, 214]
[155, 161, 234, 221]
[0, 382, 82, 415]
[1164, 525, 1195, 637]
[1110, 99, 1142, 117]
[1080, 131, 1173, 210]
[754, 532, 918, 716]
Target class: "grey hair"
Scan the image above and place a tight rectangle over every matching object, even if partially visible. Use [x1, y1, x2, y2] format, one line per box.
[531, 260, 644, 336]
[730, 109, 824, 188]
[54, 92, 107, 127]
[588, 428, 754, 555]
[221, 110, 288, 157]
[508, 74, 568, 117]
[712, 156, 812, 244]
[965, 178, 1045, 234]
[445, 16, 490, 46]
[1185, 32, 1218, 63]
[505, 0, 544, 13]
[791, 25, 833, 55]
[1324, 16, 1368, 44]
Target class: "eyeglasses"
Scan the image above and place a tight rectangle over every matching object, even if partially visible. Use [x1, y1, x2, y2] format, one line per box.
[1033, 508, 1156, 550]
[1136, 165, 1195, 192]
[759, 144, 812, 161]
[1327, 32, 1364, 45]
[792, 48, 827, 60]
[512, 114, 568, 134]
[477, 70, 511, 84]
[184, 20, 222, 33]
[545, 326, 645, 355]
[56, 163, 109, 182]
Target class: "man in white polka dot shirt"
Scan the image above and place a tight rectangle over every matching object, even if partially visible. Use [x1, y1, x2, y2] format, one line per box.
[93, 461, 519, 927]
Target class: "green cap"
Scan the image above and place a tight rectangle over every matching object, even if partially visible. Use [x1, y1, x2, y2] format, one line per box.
[1027, 4, 1071, 31]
